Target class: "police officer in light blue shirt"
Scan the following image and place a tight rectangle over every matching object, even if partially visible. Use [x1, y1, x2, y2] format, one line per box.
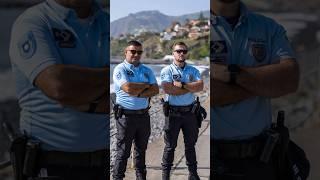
[211, 0, 299, 179]
[160, 60, 201, 106]
[112, 40, 159, 180]
[160, 42, 204, 180]
[113, 59, 157, 110]
[9, 0, 109, 179]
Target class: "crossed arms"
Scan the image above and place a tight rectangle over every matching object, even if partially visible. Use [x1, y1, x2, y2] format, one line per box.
[35, 64, 109, 113]
[121, 82, 159, 97]
[162, 80, 204, 95]
[212, 59, 299, 107]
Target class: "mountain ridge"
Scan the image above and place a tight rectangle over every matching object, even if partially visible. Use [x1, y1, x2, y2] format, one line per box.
[111, 10, 209, 37]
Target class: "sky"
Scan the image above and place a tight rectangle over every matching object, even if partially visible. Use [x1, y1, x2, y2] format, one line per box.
[110, 0, 210, 22]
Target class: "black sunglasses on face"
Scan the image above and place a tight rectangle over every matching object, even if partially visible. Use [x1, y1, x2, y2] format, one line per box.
[127, 50, 143, 55]
[174, 49, 188, 54]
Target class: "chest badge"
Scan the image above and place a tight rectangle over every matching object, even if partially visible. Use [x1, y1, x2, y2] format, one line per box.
[173, 74, 181, 81]
[251, 43, 266, 63]
[211, 40, 228, 63]
[126, 70, 134, 77]
[52, 28, 76, 48]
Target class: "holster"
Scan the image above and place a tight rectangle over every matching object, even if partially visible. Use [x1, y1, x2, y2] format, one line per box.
[23, 140, 41, 177]
[113, 104, 123, 120]
[273, 112, 290, 180]
[260, 129, 279, 163]
[192, 97, 207, 128]
[10, 136, 42, 180]
[10, 135, 28, 180]
[161, 98, 169, 117]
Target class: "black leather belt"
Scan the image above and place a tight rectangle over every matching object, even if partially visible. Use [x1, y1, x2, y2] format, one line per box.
[214, 138, 264, 159]
[122, 108, 149, 115]
[169, 105, 192, 112]
[39, 149, 107, 167]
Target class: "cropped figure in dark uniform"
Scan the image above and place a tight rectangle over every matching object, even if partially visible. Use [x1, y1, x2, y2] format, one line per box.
[211, 0, 300, 179]
[9, 0, 109, 179]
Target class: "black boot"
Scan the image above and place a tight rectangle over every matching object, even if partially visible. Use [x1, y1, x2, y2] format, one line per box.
[188, 165, 200, 180]
[136, 169, 147, 180]
[162, 170, 170, 180]
[188, 173, 200, 180]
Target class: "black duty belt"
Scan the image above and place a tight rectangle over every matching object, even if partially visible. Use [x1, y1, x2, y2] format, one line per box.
[169, 105, 192, 113]
[214, 138, 264, 159]
[39, 149, 107, 167]
[122, 108, 149, 115]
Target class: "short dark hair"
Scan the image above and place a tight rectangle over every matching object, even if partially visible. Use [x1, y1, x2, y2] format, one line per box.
[171, 41, 188, 50]
[127, 40, 142, 47]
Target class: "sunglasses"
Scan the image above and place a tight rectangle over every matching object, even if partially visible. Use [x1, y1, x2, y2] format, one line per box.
[174, 49, 188, 54]
[127, 50, 143, 55]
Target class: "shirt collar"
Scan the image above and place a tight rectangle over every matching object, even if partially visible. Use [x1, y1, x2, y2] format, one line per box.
[124, 59, 141, 70]
[172, 61, 187, 70]
[46, 0, 104, 21]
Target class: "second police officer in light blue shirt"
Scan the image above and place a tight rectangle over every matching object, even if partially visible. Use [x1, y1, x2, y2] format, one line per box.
[112, 40, 159, 180]
[211, 0, 300, 179]
[160, 42, 204, 180]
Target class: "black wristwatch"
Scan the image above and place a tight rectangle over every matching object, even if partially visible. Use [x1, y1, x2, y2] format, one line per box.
[228, 64, 240, 84]
[181, 82, 186, 89]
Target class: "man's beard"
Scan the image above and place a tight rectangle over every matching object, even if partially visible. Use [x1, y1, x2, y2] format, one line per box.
[177, 58, 186, 63]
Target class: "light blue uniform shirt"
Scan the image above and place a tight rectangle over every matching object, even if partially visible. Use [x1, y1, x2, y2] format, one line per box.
[211, 3, 295, 140]
[9, 0, 109, 152]
[113, 60, 157, 110]
[160, 63, 201, 106]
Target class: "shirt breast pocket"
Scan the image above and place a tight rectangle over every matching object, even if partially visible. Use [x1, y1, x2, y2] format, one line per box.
[185, 73, 195, 83]
[140, 72, 149, 83]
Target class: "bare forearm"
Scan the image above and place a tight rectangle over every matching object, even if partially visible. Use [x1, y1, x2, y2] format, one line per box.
[121, 82, 150, 96]
[184, 80, 204, 92]
[162, 83, 189, 95]
[139, 85, 159, 97]
[237, 60, 299, 98]
[212, 80, 253, 107]
[36, 64, 108, 106]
